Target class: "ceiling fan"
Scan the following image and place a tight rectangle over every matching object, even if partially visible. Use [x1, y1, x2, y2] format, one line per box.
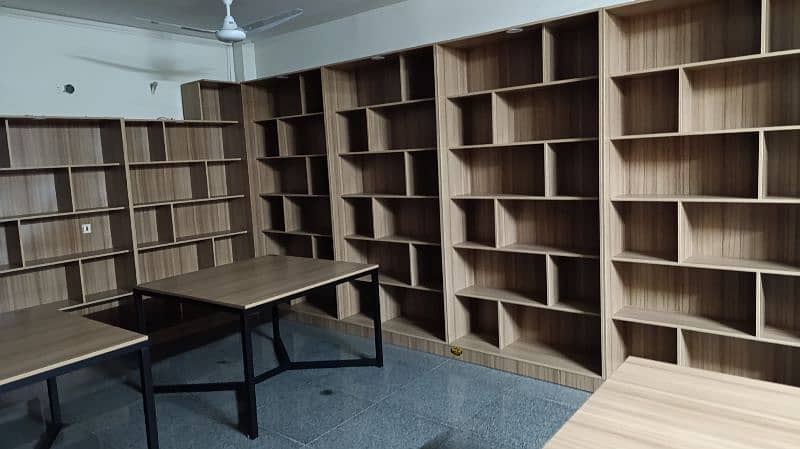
[138, 0, 303, 43]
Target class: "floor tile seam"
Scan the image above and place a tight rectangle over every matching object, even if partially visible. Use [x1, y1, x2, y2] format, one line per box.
[497, 381, 587, 411]
[301, 400, 382, 446]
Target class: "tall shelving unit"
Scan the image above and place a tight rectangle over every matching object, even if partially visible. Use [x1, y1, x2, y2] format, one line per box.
[603, 0, 800, 387]
[240, 69, 336, 317]
[322, 47, 447, 342]
[436, 12, 602, 388]
[0, 117, 137, 312]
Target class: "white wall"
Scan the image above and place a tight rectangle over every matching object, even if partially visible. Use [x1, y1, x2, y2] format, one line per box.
[252, 0, 630, 77]
[0, 8, 234, 119]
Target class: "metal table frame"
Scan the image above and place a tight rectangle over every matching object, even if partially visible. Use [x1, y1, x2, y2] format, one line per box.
[133, 267, 382, 440]
[0, 339, 159, 449]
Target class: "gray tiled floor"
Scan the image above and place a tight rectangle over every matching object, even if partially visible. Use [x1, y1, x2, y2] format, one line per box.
[1, 320, 589, 449]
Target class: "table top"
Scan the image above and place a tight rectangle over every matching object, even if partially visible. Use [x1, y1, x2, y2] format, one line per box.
[545, 357, 800, 449]
[135, 255, 378, 310]
[0, 305, 147, 388]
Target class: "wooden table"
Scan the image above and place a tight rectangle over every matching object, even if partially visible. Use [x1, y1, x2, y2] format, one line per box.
[0, 305, 159, 449]
[133, 255, 381, 440]
[545, 357, 800, 449]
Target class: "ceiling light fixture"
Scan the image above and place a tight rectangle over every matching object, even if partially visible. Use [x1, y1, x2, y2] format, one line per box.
[370, 55, 386, 61]
[506, 27, 524, 34]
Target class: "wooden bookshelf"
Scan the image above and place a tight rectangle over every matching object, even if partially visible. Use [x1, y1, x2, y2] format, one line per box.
[603, 0, 800, 388]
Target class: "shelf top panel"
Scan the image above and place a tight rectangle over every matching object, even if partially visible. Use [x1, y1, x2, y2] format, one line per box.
[136, 255, 378, 310]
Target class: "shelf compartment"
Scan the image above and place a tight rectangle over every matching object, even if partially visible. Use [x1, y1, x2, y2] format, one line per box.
[548, 141, 598, 197]
[441, 28, 543, 94]
[138, 240, 215, 283]
[258, 158, 308, 194]
[499, 303, 600, 376]
[0, 169, 72, 218]
[682, 54, 800, 131]
[265, 232, 313, 258]
[340, 151, 406, 195]
[551, 257, 600, 315]
[367, 101, 436, 151]
[307, 157, 329, 195]
[611, 201, 678, 262]
[452, 198, 496, 248]
[5, 119, 124, 167]
[330, 55, 402, 108]
[405, 151, 438, 196]
[284, 196, 332, 236]
[0, 263, 83, 312]
[611, 262, 756, 336]
[450, 145, 544, 196]
[134, 206, 174, 249]
[605, 0, 761, 73]
[494, 79, 597, 143]
[611, 321, 677, 369]
[373, 197, 440, 244]
[130, 163, 208, 205]
[446, 95, 493, 147]
[346, 239, 412, 286]
[207, 162, 247, 198]
[81, 254, 135, 302]
[260, 195, 285, 231]
[302, 70, 324, 114]
[382, 285, 445, 341]
[343, 197, 373, 238]
[0, 222, 22, 271]
[254, 120, 279, 158]
[313, 236, 334, 260]
[496, 199, 599, 257]
[765, 130, 800, 198]
[453, 296, 499, 348]
[544, 13, 598, 81]
[125, 122, 167, 163]
[164, 122, 242, 160]
[0, 121, 8, 168]
[335, 110, 369, 153]
[401, 47, 435, 101]
[19, 211, 132, 265]
[609, 70, 678, 137]
[172, 198, 249, 241]
[278, 114, 326, 156]
[770, 0, 800, 51]
[453, 249, 547, 307]
[214, 234, 252, 266]
[609, 133, 759, 198]
[682, 203, 800, 271]
[411, 244, 442, 291]
[763, 274, 800, 344]
[682, 331, 800, 387]
[247, 76, 302, 120]
[71, 166, 128, 211]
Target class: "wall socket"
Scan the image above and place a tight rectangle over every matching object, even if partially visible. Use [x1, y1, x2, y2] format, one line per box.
[81, 223, 92, 234]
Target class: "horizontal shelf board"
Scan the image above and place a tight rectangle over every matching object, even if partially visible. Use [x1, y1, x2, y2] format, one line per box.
[254, 111, 324, 123]
[683, 255, 800, 276]
[448, 76, 599, 99]
[608, 49, 800, 79]
[257, 154, 326, 160]
[453, 333, 600, 378]
[611, 195, 762, 203]
[129, 158, 242, 166]
[456, 286, 599, 317]
[1, 248, 130, 274]
[342, 312, 375, 328]
[613, 307, 753, 339]
[339, 148, 437, 157]
[84, 289, 133, 304]
[133, 194, 245, 208]
[341, 193, 438, 199]
[126, 119, 239, 126]
[138, 230, 248, 251]
[260, 193, 328, 198]
[612, 251, 679, 266]
[344, 233, 440, 246]
[552, 299, 601, 316]
[263, 229, 330, 238]
[0, 162, 122, 172]
[761, 326, 800, 348]
[290, 300, 337, 320]
[453, 194, 597, 201]
[609, 126, 800, 142]
[451, 137, 597, 151]
[0, 206, 127, 224]
[382, 316, 444, 342]
[336, 97, 435, 113]
[353, 274, 443, 293]
[453, 241, 599, 259]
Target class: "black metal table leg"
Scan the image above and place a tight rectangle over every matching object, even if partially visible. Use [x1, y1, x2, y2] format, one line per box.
[240, 311, 259, 439]
[34, 378, 63, 449]
[134, 290, 146, 334]
[139, 346, 160, 449]
[371, 270, 384, 367]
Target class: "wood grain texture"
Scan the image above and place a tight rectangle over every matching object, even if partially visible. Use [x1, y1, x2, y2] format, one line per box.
[137, 255, 376, 310]
[545, 357, 800, 448]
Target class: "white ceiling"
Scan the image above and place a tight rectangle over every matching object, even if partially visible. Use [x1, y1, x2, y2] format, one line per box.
[0, 0, 408, 39]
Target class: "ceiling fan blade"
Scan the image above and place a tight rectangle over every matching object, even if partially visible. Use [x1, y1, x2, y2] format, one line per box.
[240, 8, 303, 33]
[135, 17, 216, 34]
